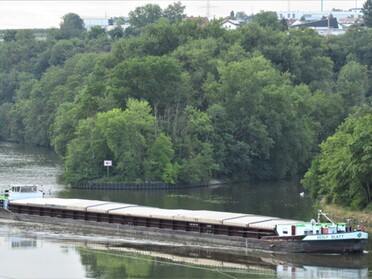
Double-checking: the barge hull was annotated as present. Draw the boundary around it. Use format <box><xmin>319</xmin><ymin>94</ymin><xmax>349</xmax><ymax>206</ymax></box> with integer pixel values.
<box><xmin>264</xmin><ymin>237</ymin><xmax>367</xmax><ymax>254</ymax></box>
<box><xmin>0</xmin><ymin>207</ymin><xmax>367</xmax><ymax>254</ymax></box>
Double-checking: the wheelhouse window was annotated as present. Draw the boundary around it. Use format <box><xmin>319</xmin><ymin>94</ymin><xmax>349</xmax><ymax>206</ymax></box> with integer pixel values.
<box><xmin>20</xmin><ymin>186</ymin><xmax>37</xmax><ymax>192</ymax></box>
<box><xmin>12</xmin><ymin>186</ymin><xmax>38</xmax><ymax>192</ymax></box>
<box><xmin>11</xmin><ymin>186</ymin><xmax>20</xmax><ymax>192</ymax></box>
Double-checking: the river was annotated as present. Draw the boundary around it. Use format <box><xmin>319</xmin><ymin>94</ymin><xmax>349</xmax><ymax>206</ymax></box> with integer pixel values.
<box><xmin>0</xmin><ymin>141</ymin><xmax>371</xmax><ymax>279</ymax></box>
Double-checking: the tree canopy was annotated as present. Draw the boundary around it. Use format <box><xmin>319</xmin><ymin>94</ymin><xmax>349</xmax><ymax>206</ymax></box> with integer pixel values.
<box><xmin>302</xmin><ymin>109</ymin><xmax>372</xmax><ymax>210</ymax></box>
<box><xmin>58</xmin><ymin>13</ymin><xmax>85</xmax><ymax>39</ymax></box>
<box><xmin>0</xmin><ymin>6</ymin><xmax>370</xmax><ymax>205</ymax></box>
<box><xmin>363</xmin><ymin>0</ymin><xmax>372</xmax><ymax>27</ymax></box>
<box><xmin>163</xmin><ymin>1</ymin><xmax>186</xmax><ymax>23</ymax></box>
<box><xmin>128</xmin><ymin>4</ymin><xmax>163</xmax><ymax>29</ymax></box>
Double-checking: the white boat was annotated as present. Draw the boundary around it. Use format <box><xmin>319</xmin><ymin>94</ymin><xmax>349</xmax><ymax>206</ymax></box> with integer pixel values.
<box><xmin>2</xmin><ymin>185</ymin><xmax>44</xmax><ymax>201</ymax></box>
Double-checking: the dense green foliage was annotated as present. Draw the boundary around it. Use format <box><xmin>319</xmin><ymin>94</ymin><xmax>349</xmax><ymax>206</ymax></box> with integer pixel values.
<box><xmin>0</xmin><ymin>6</ymin><xmax>370</xmax><ymax>205</ymax></box>
<box><xmin>302</xmin><ymin>108</ymin><xmax>372</xmax><ymax>210</ymax></box>
<box><xmin>363</xmin><ymin>0</ymin><xmax>372</xmax><ymax>27</ymax></box>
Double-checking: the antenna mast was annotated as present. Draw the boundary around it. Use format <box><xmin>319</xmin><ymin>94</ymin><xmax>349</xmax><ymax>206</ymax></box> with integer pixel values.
<box><xmin>206</xmin><ymin>0</ymin><xmax>211</xmax><ymax>18</ymax></box>
<box><xmin>199</xmin><ymin>0</ymin><xmax>216</xmax><ymax>19</ymax></box>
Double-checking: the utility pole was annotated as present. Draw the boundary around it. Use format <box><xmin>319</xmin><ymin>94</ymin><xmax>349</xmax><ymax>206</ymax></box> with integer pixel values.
<box><xmin>199</xmin><ymin>0</ymin><xmax>216</xmax><ymax>19</ymax></box>
<box><xmin>206</xmin><ymin>0</ymin><xmax>211</xmax><ymax>18</ymax></box>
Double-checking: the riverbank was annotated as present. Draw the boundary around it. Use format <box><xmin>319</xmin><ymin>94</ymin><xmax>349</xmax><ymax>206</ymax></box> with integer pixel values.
<box><xmin>319</xmin><ymin>200</ymin><xmax>372</xmax><ymax>229</ymax></box>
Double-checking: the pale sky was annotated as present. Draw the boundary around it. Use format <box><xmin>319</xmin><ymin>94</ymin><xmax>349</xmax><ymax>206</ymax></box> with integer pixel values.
<box><xmin>0</xmin><ymin>1</ymin><xmax>364</xmax><ymax>29</ymax></box>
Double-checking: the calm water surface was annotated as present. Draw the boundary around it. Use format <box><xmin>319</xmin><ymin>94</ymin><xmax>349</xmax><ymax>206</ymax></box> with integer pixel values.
<box><xmin>0</xmin><ymin>142</ymin><xmax>371</xmax><ymax>279</ymax></box>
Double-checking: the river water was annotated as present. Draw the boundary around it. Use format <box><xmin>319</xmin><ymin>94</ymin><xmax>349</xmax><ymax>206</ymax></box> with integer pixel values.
<box><xmin>0</xmin><ymin>141</ymin><xmax>371</xmax><ymax>279</ymax></box>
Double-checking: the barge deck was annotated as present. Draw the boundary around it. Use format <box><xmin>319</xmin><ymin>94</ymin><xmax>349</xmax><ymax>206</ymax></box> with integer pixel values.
<box><xmin>2</xmin><ymin>198</ymin><xmax>368</xmax><ymax>254</ymax></box>
<box><xmin>7</xmin><ymin>198</ymin><xmax>298</xmax><ymax>238</ymax></box>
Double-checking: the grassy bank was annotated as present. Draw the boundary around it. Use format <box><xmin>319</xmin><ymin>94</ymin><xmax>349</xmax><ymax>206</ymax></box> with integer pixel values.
<box><xmin>318</xmin><ymin>200</ymin><xmax>372</xmax><ymax>229</ymax></box>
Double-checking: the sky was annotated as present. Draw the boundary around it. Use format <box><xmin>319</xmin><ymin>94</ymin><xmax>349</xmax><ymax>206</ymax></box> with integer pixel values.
<box><xmin>0</xmin><ymin>0</ymin><xmax>365</xmax><ymax>29</ymax></box>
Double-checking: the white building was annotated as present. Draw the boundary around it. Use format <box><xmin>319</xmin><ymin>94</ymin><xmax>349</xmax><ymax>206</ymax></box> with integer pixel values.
<box><xmin>106</xmin><ymin>23</ymin><xmax>131</xmax><ymax>31</ymax></box>
<box><xmin>278</xmin><ymin>10</ymin><xmax>362</xmax><ymax>21</ymax></box>
<box><xmin>220</xmin><ymin>19</ymin><xmax>241</xmax><ymax>30</ymax></box>
<box><xmin>83</xmin><ymin>18</ymin><xmax>110</xmax><ymax>31</ymax></box>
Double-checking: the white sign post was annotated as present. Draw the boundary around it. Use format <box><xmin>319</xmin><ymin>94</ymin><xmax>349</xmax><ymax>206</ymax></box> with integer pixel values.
<box><xmin>104</xmin><ymin>160</ymin><xmax>112</xmax><ymax>177</ymax></box>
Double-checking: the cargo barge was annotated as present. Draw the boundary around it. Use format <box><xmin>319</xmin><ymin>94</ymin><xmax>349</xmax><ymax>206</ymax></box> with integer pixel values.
<box><xmin>0</xmin><ymin>191</ymin><xmax>368</xmax><ymax>254</ymax></box>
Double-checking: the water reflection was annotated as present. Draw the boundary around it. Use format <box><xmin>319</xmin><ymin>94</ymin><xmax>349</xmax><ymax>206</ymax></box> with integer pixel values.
<box><xmin>85</xmin><ymin>244</ymin><xmax>369</xmax><ymax>279</ymax></box>
<box><xmin>0</xmin><ymin>231</ymin><xmax>369</xmax><ymax>279</ymax></box>
<box><xmin>10</xmin><ymin>237</ymin><xmax>37</xmax><ymax>249</ymax></box>
<box><xmin>0</xmin><ymin>234</ymin><xmax>85</xmax><ymax>278</ymax></box>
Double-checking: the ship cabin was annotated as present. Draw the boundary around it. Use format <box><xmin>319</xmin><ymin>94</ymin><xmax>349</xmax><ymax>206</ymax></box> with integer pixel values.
<box><xmin>3</xmin><ymin>185</ymin><xmax>44</xmax><ymax>201</ymax></box>
<box><xmin>276</xmin><ymin>222</ymin><xmax>347</xmax><ymax>237</ymax></box>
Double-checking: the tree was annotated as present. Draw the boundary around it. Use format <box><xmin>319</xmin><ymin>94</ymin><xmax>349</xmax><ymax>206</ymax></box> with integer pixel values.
<box><xmin>219</xmin><ymin>43</ymin><xmax>249</xmax><ymax>64</ymax></box>
<box><xmin>96</xmin><ymin>100</ymin><xmax>155</xmax><ymax>181</ymax></box>
<box><xmin>88</xmin><ymin>25</ymin><xmax>106</xmax><ymax>39</ymax></box>
<box><xmin>63</xmin><ymin>117</ymin><xmax>110</xmax><ymax>183</ymax></box>
<box><xmin>48</xmin><ymin>40</ymin><xmax>74</xmax><ymax>66</ymax></box>
<box><xmin>0</xmin><ymin>33</ymin><xmax>47</xmax><ymax>75</ymax></box>
<box><xmin>108</xmin><ymin>55</ymin><xmax>189</xmax><ymax>112</ymax></box>
<box><xmin>278</xmin><ymin>18</ymin><xmax>288</xmax><ymax>31</ymax></box>
<box><xmin>349</xmin><ymin>113</ymin><xmax>372</xmax><ymax>207</ymax></box>
<box><xmin>237</xmin><ymin>22</ymin><xmax>333</xmax><ymax>87</ymax></box>
<box><xmin>128</xmin><ymin>4</ymin><xmax>163</xmax><ymax>28</ymax></box>
<box><xmin>15</xmin><ymin>30</ymin><xmax>34</xmax><ymax>41</ymax></box>
<box><xmin>310</xmin><ymin>90</ymin><xmax>345</xmax><ymax>143</ymax></box>
<box><xmin>286</xmin><ymin>28</ymin><xmax>333</xmax><ymax>86</ymax></box>
<box><xmin>59</xmin><ymin>13</ymin><xmax>85</xmax><ymax>39</ymax></box>
<box><xmin>302</xmin><ymin>109</ymin><xmax>372</xmax><ymax>209</ymax></box>
<box><xmin>171</xmin><ymin>37</ymin><xmax>226</xmax><ymax>104</ymax></box>
<box><xmin>253</xmin><ymin>11</ymin><xmax>281</xmax><ymax>30</ymax></box>
<box><xmin>235</xmin><ymin>11</ymin><xmax>249</xmax><ymax>22</ymax></box>
<box><xmin>51</xmin><ymin>102</ymin><xmax>80</xmax><ymax>157</ymax></box>
<box><xmin>362</xmin><ymin>0</ymin><xmax>372</xmax><ymax>27</ymax></box>
<box><xmin>336</xmin><ymin>60</ymin><xmax>368</xmax><ymax>110</ymax></box>
<box><xmin>0</xmin><ymin>102</ymin><xmax>12</xmax><ymax>139</ymax></box>
<box><xmin>175</xmin><ymin>106</ymin><xmax>218</xmax><ymax>183</ymax></box>
<box><xmin>326</xmin><ymin>27</ymin><xmax>372</xmax><ymax>72</ymax></box>
<box><xmin>142</xmin><ymin>18</ymin><xmax>182</xmax><ymax>55</ymax></box>
<box><xmin>108</xmin><ymin>26</ymin><xmax>124</xmax><ymax>40</ymax></box>
<box><xmin>11</xmin><ymin>52</ymin><xmax>98</xmax><ymax>147</ymax></box>
<box><xmin>17</xmin><ymin>66</ymin><xmax>70</xmax><ymax>146</ymax></box>
<box><xmin>207</xmin><ymin>56</ymin><xmax>317</xmax><ymax>179</ymax></box>
<box><xmin>0</xmin><ymin>70</ymin><xmax>33</xmax><ymax>104</ymax></box>
<box><xmin>163</xmin><ymin>1</ymin><xmax>186</xmax><ymax>23</ymax></box>
<box><xmin>63</xmin><ymin>99</ymin><xmax>157</xmax><ymax>183</ymax></box>
<box><xmin>146</xmin><ymin>133</ymin><xmax>177</xmax><ymax>183</ymax></box>
<box><xmin>3</xmin><ymin>30</ymin><xmax>17</xmax><ymax>42</ymax></box>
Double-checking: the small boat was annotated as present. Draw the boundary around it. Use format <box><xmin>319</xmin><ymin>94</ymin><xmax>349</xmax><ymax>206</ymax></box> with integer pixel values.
<box><xmin>0</xmin><ymin>196</ymin><xmax>368</xmax><ymax>254</ymax></box>
<box><xmin>0</xmin><ymin>185</ymin><xmax>44</xmax><ymax>208</ymax></box>
<box><xmin>1</xmin><ymin>185</ymin><xmax>44</xmax><ymax>201</ymax></box>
